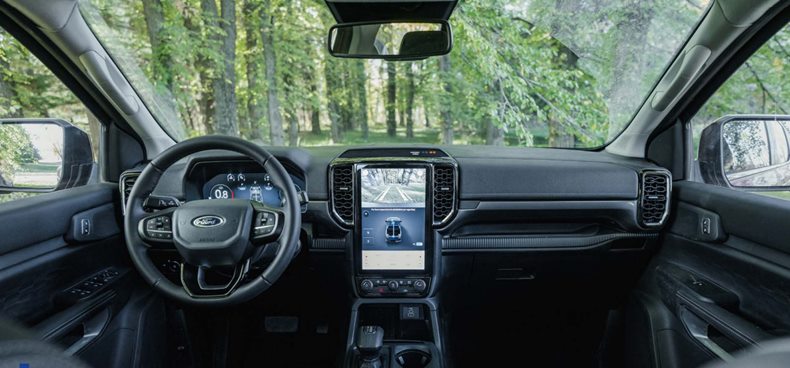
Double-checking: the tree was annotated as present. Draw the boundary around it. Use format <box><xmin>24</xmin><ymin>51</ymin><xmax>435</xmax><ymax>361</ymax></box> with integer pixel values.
<box><xmin>439</xmin><ymin>55</ymin><xmax>453</xmax><ymax>144</ymax></box>
<box><xmin>405</xmin><ymin>63</ymin><xmax>416</xmax><ymax>139</ymax></box>
<box><xmin>326</xmin><ymin>58</ymin><xmax>343</xmax><ymax>143</ymax></box>
<box><xmin>200</xmin><ymin>0</ymin><xmax>239</xmax><ymax>136</ymax></box>
<box><xmin>386</xmin><ymin>61</ymin><xmax>397</xmax><ymax>137</ymax></box>
<box><xmin>62</xmin><ymin>0</ymin><xmax>725</xmax><ymax>150</ymax></box>
<box><xmin>242</xmin><ymin>0</ymin><xmax>265</xmax><ymax>141</ymax></box>
<box><xmin>261</xmin><ymin>0</ymin><xmax>285</xmax><ymax>145</ymax></box>
<box><xmin>308</xmin><ymin>69</ymin><xmax>321</xmax><ymax>135</ymax></box>
<box><xmin>354</xmin><ymin>60</ymin><xmax>369</xmax><ymax>140</ymax></box>
<box><xmin>141</xmin><ymin>0</ymin><xmax>173</xmax><ymax>90</ymax></box>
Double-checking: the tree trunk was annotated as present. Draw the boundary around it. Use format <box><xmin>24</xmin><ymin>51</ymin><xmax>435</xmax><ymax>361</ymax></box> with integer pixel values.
<box><xmin>486</xmin><ymin>120</ymin><xmax>505</xmax><ymax>145</ymax></box>
<box><xmin>405</xmin><ymin>64</ymin><xmax>415</xmax><ymax>138</ymax></box>
<box><xmin>386</xmin><ymin>61</ymin><xmax>397</xmax><ymax>137</ymax></box>
<box><xmin>310</xmin><ymin>106</ymin><xmax>321</xmax><ymax>134</ymax></box>
<box><xmin>200</xmin><ymin>0</ymin><xmax>238</xmax><ymax>136</ymax></box>
<box><xmin>0</xmin><ymin>55</ymin><xmax>21</xmax><ymax>118</ymax></box>
<box><xmin>355</xmin><ymin>60</ymin><xmax>369</xmax><ymax>140</ymax></box>
<box><xmin>184</xmin><ymin>5</ymin><xmax>213</xmax><ymax>134</ymax></box>
<box><xmin>326</xmin><ymin>60</ymin><xmax>343</xmax><ymax>143</ymax></box>
<box><xmin>261</xmin><ymin>0</ymin><xmax>284</xmax><ymax>145</ymax></box>
<box><xmin>288</xmin><ymin>110</ymin><xmax>299</xmax><ymax>146</ymax></box>
<box><xmin>425</xmin><ymin>108</ymin><xmax>431</xmax><ymax>128</ymax></box>
<box><xmin>141</xmin><ymin>0</ymin><xmax>173</xmax><ymax>90</ymax></box>
<box><xmin>439</xmin><ymin>55</ymin><xmax>453</xmax><ymax>144</ymax></box>
<box><xmin>309</xmin><ymin>73</ymin><xmax>321</xmax><ymax>134</ymax></box>
<box><xmin>487</xmin><ymin>79</ymin><xmax>505</xmax><ymax>146</ymax></box>
<box><xmin>217</xmin><ymin>0</ymin><xmax>239</xmax><ymax>135</ymax></box>
<box><xmin>243</xmin><ymin>0</ymin><xmax>264</xmax><ymax>141</ymax></box>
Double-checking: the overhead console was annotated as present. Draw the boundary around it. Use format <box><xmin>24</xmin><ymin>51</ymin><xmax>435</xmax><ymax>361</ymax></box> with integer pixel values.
<box><xmin>329</xmin><ymin>148</ymin><xmax>457</xmax><ymax>298</ymax></box>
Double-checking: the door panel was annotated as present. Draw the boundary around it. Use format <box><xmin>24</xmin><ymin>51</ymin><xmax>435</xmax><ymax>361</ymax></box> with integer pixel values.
<box><xmin>626</xmin><ymin>181</ymin><xmax>790</xmax><ymax>367</ymax></box>
<box><xmin>0</xmin><ymin>183</ymin><xmax>164</xmax><ymax>367</ymax></box>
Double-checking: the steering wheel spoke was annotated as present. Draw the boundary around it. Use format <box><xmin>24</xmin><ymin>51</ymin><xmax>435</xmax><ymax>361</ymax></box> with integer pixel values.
<box><xmin>180</xmin><ymin>259</ymin><xmax>250</xmax><ymax>298</ymax></box>
<box><xmin>250</xmin><ymin>201</ymin><xmax>285</xmax><ymax>245</ymax></box>
<box><xmin>138</xmin><ymin>207</ymin><xmax>177</xmax><ymax>245</ymax></box>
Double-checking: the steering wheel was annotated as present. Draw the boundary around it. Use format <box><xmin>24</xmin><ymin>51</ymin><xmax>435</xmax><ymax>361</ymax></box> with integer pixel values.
<box><xmin>123</xmin><ymin>136</ymin><xmax>301</xmax><ymax>306</ymax></box>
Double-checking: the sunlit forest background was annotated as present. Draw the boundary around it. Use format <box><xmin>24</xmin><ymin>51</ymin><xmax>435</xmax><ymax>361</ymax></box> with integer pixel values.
<box><xmin>0</xmin><ymin>0</ymin><xmax>787</xmax><ymax>154</ymax></box>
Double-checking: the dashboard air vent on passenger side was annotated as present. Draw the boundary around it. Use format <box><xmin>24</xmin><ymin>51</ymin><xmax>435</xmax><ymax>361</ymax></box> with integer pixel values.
<box><xmin>331</xmin><ymin>165</ymin><xmax>354</xmax><ymax>225</ymax></box>
<box><xmin>120</xmin><ymin>171</ymin><xmax>140</xmax><ymax>214</ymax></box>
<box><xmin>639</xmin><ymin>171</ymin><xmax>671</xmax><ymax>227</ymax></box>
<box><xmin>433</xmin><ymin>164</ymin><xmax>457</xmax><ymax>225</ymax></box>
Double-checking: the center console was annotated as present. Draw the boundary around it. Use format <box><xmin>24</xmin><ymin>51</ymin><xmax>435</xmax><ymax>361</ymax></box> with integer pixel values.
<box><xmin>330</xmin><ymin>149</ymin><xmax>457</xmax><ymax>299</ymax></box>
<box><xmin>346</xmin><ymin>299</ymin><xmax>444</xmax><ymax>368</ymax></box>
<box><xmin>355</xmin><ymin>163</ymin><xmax>433</xmax><ymax>297</ymax></box>
<box><xmin>329</xmin><ymin>149</ymin><xmax>457</xmax><ymax>368</ymax></box>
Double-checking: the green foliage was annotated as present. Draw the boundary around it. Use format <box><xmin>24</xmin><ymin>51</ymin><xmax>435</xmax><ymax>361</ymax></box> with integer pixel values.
<box><xmin>692</xmin><ymin>25</ymin><xmax>790</xmax><ymax>157</ymax></box>
<box><xmin>0</xmin><ymin>125</ymin><xmax>36</xmax><ymax>185</ymax></box>
<box><xmin>3</xmin><ymin>0</ymin><xmax>739</xmax><ymax>150</ymax></box>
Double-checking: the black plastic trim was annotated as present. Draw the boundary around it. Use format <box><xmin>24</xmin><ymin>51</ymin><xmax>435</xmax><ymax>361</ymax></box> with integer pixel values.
<box><xmin>442</xmin><ymin>232</ymin><xmax>657</xmax><ymax>251</ymax></box>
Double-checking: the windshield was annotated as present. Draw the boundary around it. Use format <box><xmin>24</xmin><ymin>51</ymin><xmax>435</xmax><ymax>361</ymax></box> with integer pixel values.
<box><xmin>79</xmin><ymin>0</ymin><xmax>709</xmax><ymax>149</ymax></box>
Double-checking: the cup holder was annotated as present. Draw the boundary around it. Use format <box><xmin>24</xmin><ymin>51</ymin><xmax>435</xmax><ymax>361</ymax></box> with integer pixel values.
<box><xmin>395</xmin><ymin>349</ymin><xmax>432</xmax><ymax>368</ymax></box>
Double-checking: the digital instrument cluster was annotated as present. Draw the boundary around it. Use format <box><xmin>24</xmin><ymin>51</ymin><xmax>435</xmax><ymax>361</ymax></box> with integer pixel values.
<box><xmin>201</xmin><ymin>171</ymin><xmax>304</xmax><ymax>208</ymax></box>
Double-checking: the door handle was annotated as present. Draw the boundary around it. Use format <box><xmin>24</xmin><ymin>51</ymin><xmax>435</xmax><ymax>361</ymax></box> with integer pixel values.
<box><xmin>679</xmin><ymin>306</ymin><xmax>733</xmax><ymax>361</ymax></box>
<box><xmin>37</xmin><ymin>290</ymin><xmax>115</xmax><ymax>344</ymax></box>
<box><xmin>63</xmin><ymin>308</ymin><xmax>111</xmax><ymax>355</ymax></box>
<box><xmin>677</xmin><ymin>289</ymin><xmax>770</xmax><ymax>360</ymax></box>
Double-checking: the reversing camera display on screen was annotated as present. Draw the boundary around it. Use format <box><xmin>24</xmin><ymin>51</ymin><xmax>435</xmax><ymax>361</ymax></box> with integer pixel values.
<box><xmin>360</xmin><ymin>168</ymin><xmax>426</xmax><ymax>207</ymax></box>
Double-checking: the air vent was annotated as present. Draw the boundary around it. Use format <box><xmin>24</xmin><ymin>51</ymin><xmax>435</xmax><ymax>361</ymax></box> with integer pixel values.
<box><xmin>120</xmin><ymin>171</ymin><xmax>140</xmax><ymax>214</ymax></box>
<box><xmin>640</xmin><ymin>171</ymin><xmax>671</xmax><ymax>227</ymax></box>
<box><xmin>331</xmin><ymin>165</ymin><xmax>354</xmax><ymax>225</ymax></box>
<box><xmin>433</xmin><ymin>164</ymin><xmax>456</xmax><ymax>225</ymax></box>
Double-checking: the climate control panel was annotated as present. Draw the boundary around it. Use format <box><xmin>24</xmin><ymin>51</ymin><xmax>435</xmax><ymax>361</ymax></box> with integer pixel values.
<box><xmin>357</xmin><ymin>277</ymin><xmax>429</xmax><ymax>297</ymax></box>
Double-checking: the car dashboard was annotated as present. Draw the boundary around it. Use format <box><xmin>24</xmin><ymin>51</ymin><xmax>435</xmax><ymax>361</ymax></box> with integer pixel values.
<box><xmin>121</xmin><ymin>145</ymin><xmax>671</xmax><ymax>302</ymax></box>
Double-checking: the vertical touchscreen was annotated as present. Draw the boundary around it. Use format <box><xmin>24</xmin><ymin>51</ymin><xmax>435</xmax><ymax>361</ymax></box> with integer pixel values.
<box><xmin>360</xmin><ymin>168</ymin><xmax>426</xmax><ymax>271</ymax></box>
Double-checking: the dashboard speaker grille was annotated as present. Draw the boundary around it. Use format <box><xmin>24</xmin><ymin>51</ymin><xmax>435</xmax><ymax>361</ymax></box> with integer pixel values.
<box><xmin>433</xmin><ymin>165</ymin><xmax>456</xmax><ymax>225</ymax></box>
<box><xmin>640</xmin><ymin>171</ymin><xmax>670</xmax><ymax>227</ymax></box>
<box><xmin>331</xmin><ymin>165</ymin><xmax>354</xmax><ymax>225</ymax></box>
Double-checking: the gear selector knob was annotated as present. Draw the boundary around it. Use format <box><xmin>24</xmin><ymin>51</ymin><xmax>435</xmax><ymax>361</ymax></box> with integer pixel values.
<box><xmin>356</xmin><ymin>325</ymin><xmax>384</xmax><ymax>368</ymax></box>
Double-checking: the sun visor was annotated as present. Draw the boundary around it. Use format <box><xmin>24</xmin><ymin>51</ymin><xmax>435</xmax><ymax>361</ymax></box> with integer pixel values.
<box><xmin>324</xmin><ymin>0</ymin><xmax>458</xmax><ymax>23</ymax></box>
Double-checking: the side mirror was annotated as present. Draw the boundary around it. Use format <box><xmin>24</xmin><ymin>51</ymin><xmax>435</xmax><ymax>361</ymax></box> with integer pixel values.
<box><xmin>328</xmin><ymin>21</ymin><xmax>452</xmax><ymax>60</ymax></box>
<box><xmin>0</xmin><ymin>119</ymin><xmax>93</xmax><ymax>193</ymax></box>
<box><xmin>699</xmin><ymin>115</ymin><xmax>790</xmax><ymax>189</ymax></box>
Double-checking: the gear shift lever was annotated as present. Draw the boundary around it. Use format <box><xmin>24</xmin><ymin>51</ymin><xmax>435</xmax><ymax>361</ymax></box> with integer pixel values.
<box><xmin>356</xmin><ymin>325</ymin><xmax>384</xmax><ymax>368</ymax></box>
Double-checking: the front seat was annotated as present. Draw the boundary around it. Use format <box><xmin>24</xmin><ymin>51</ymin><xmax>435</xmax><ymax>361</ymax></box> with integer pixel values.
<box><xmin>0</xmin><ymin>318</ymin><xmax>89</xmax><ymax>368</ymax></box>
<box><xmin>702</xmin><ymin>338</ymin><xmax>790</xmax><ymax>368</ymax></box>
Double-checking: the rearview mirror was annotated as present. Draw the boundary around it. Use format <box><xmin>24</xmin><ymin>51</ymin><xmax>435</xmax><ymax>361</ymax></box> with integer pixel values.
<box><xmin>0</xmin><ymin>119</ymin><xmax>94</xmax><ymax>193</ymax></box>
<box><xmin>699</xmin><ymin>115</ymin><xmax>790</xmax><ymax>189</ymax></box>
<box><xmin>328</xmin><ymin>21</ymin><xmax>452</xmax><ymax>60</ymax></box>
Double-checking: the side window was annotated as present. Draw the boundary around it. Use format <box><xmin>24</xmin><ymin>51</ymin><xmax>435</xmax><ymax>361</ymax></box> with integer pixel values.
<box><xmin>691</xmin><ymin>24</ymin><xmax>789</xmax><ymax>199</ymax></box>
<box><xmin>0</xmin><ymin>27</ymin><xmax>99</xmax><ymax>204</ymax></box>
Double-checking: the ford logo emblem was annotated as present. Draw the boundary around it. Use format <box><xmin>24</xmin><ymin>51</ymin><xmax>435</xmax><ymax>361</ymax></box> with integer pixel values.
<box><xmin>192</xmin><ymin>215</ymin><xmax>225</xmax><ymax>228</ymax></box>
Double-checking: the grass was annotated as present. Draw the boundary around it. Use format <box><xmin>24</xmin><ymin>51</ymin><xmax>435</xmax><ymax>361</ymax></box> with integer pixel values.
<box><xmin>18</xmin><ymin>162</ymin><xmax>60</xmax><ymax>173</ymax></box>
<box><xmin>299</xmin><ymin>127</ymin><xmax>444</xmax><ymax>147</ymax></box>
<box><xmin>758</xmin><ymin>191</ymin><xmax>790</xmax><ymax>200</ymax></box>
